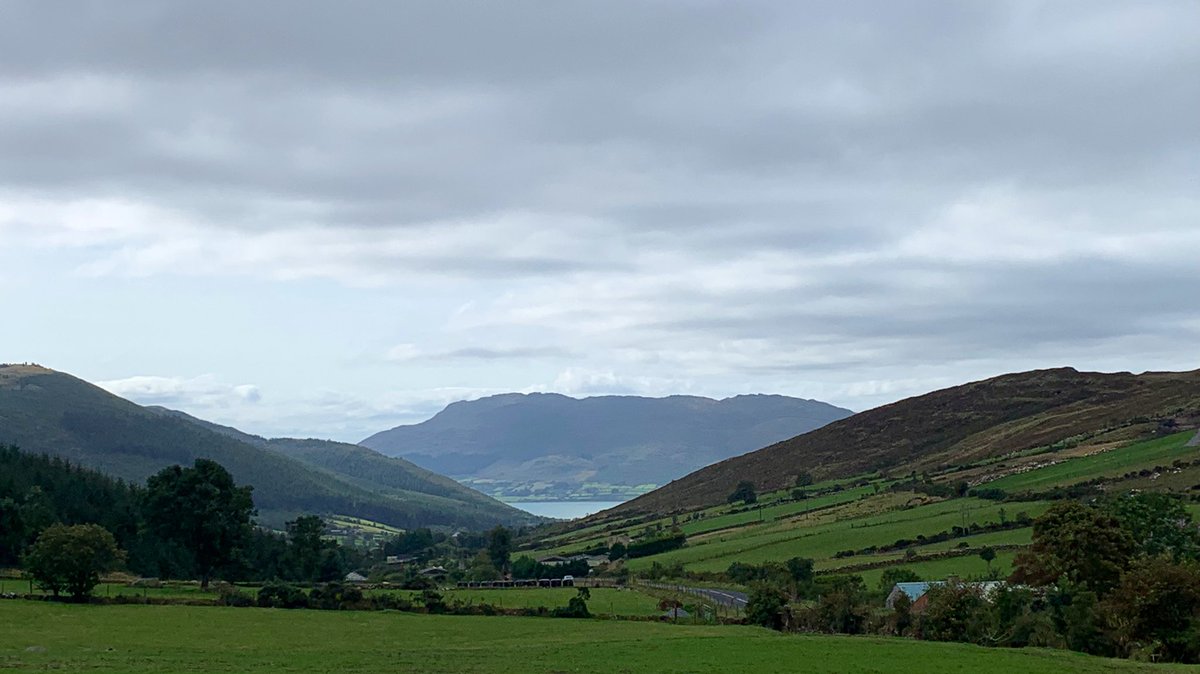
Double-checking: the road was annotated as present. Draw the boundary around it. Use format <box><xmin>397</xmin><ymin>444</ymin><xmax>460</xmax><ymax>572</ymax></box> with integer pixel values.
<box><xmin>638</xmin><ymin>582</ymin><xmax>748</xmax><ymax>609</ymax></box>
<box><xmin>1189</xmin><ymin>430</ymin><xmax>1200</xmax><ymax>447</ymax></box>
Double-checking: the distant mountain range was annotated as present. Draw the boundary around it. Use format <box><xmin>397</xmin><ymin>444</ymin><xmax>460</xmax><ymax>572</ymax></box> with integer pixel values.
<box><xmin>609</xmin><ymin>367</ymin><xmax>1200</xmax><ymax>516</ymax></box>
<box><xmin>360</xmin><ymin>392</ymin><xmax>853</xmax><ymax>500</ymax></box>
<box><xmin>0</xmin><ymin>364</ymin><xmax>534</xmax><ymax>530</ymax></box>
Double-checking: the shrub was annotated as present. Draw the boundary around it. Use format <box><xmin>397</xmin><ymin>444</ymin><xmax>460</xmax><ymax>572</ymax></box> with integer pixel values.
<box><xmin>257</xmin><ymin>581</ymin><xmax>309</xmax><ymax>609</ymax></box>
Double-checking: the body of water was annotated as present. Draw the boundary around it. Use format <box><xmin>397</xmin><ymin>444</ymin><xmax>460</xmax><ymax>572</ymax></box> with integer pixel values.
<box><xmin>510</xmin><ymin>501</ymin><xmax>624</xmax><ymax>520</ymax></box>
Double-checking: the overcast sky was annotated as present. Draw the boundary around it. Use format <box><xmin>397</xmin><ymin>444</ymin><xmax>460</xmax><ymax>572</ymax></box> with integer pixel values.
<box><xmin>2</xmin><ymin>1</ymin><xmax>1198</xmax><ymax>442</ymax></box>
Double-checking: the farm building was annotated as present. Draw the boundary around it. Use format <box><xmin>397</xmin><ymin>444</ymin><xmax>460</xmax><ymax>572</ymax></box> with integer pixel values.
<box><xmin>887</xmin><ymin>580</ymin><xmax>1007</xmax><ymax>612</ymax></box>
<box><xmin>344</xmin><ymin>571</ymin><xmax>368</xmax><ymax>583</ymax></box>
<box><xmin>419</xmin><ymin>566</ymin><xmax>448</xmax><ymax>579</ymax></box>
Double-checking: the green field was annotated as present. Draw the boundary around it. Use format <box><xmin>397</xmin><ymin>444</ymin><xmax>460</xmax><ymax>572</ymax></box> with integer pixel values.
<box><xmin>980</xmin><ymin>432</ymin><xmax>1196</xmax><ymax>493</ymax></box>
<box><xmin>1</xmin><ymin>601</ymin><xmax>1190</xmax><ymax>673</ymax></box>
<box><xmin>856</xmin><ymin>551</ymin><xmax>1019</xmax><ymax>588</ymax></box>
<box><xmin>532</xmin><ymin>482</ymin><xmax>881</xmax><ymax>556</ymax></box>
<box><xmin>1</xmin><ymin>580</ymin><xmax>236</xmax><ymax>602</ymax></box>
<box><xmin>438</xmin><ymin>588</ymin><xmax>662</xmax><ymax>616</ymax></box>
<box><xmin>625</xmin><ymin>496</ymin><xmax>1048</xmax><ymax>574</ymax></box>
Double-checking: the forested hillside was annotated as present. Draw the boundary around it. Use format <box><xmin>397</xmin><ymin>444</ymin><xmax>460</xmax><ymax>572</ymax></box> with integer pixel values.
<box><xmin>0</xmin><ymin>365</ymin><xmax>532</xmax><ymax>530</ymax></box>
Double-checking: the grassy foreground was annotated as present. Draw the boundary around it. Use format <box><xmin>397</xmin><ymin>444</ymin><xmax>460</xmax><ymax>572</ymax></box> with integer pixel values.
<box><xmin>1</xmin><ymin>601</ymin><xmax>1194</xmax><ymax>673</ymax></box>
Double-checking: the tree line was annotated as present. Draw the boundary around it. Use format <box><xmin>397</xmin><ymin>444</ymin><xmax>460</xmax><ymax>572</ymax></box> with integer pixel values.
<box><xmin>0</xmin><ymin>446</ymin><xmax>365</xmax><ymax>599</ymax></box>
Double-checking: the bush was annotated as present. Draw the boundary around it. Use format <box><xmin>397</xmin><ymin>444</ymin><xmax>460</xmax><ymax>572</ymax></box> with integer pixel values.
<box><xmin>552</xmin><ymin>588</ymin><xmax>591</xmax><ymax>618</ymax></box>
<box><xmin>309</xmin><ymin>581</ymin><xmax>364</xmax><ymax>610</ymax></box>
<box><xmin>257</xmin><ymin>581</ymin><xmax>309</xmax><ymax>609</ymax></box>
<box><xmin>218</xmin><ymin>584</ymin><xmax>254</xmax><ymax>607</ymax></box>
<box><xmin>626</xmin><ymin>533</ymin><xmax>686</xmax><ymax>559</ymax></box>
<box><xmin>745</xmin><ymin>583</ymin><xmax>789</xmax><ymax>630</ymax></box>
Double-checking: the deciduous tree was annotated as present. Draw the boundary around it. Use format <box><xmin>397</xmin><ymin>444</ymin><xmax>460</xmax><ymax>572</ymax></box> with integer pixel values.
<box><xmin>143</xmin><ymin>459</ymin><xmax>254</xmax><ymax>589</ymax></box>
<box><xmin>24</xmin><ymin>523</ymin><xmax>124</xmax><ymax>601</ymax></box>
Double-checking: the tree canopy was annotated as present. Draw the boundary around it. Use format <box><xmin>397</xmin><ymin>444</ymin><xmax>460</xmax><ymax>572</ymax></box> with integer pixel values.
<box><xmin>24</xmin><ymin>523</ymin><xmax>124</xmax><ymax>600</ymax></box>
<box><xmin>143</xmin><ymin>459</ymin><xmax>255</xmax><ymax>588</ymax></box>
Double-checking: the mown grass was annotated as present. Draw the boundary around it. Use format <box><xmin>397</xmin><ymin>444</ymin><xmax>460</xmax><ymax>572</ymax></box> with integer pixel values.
<box><xmin>981</xmin><ymin>431</ymin><xmax>1196</xmax><ymax>493</ymax></box>
<box><xmin>1</xmin><ymin>601</ymin><xmax>1191</xmax><ymax>673</ymax></box>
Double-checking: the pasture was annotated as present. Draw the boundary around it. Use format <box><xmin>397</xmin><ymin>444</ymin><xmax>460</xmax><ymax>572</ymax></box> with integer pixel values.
<box><xmin>1</xmin><ymin>601</ymin><xmax>1191</xmax><ymax>673</ymax></box>
<box><xmin>980</xmin><ymin>431</ymin><xmax>1196</xmax><ymax>493</ymax></box>
<box><xmin>436</xmin><ymin>587</ymin><xmax>662</xmax><ymax>616</ymax></box>
<box><xmin>624</xmin><ymin>495</ymin><xmax>1049</xmax><ymax>574</ymax></box>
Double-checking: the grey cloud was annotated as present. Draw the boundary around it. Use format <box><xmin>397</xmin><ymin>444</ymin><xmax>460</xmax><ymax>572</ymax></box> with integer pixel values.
<box><xmin>2</xmin><ymin>1</ymin><xmax>1199</xmax><ymax>434</ymax></box>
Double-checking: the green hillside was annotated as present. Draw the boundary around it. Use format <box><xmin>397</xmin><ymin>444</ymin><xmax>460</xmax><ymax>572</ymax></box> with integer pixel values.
<box><xmin>534</xmin><ymin>431</ymin><xmax>1199</xmax><ymax>592</ymax></box>
<box><xmin>610</xmin><ymin>367</ymin><xmax>1200</xmax><ymax>516</ymax></box>
<box><xmin>0</xmin><ymin>364</ymin><xmax>532</xmax><ymax>530</ymax></box>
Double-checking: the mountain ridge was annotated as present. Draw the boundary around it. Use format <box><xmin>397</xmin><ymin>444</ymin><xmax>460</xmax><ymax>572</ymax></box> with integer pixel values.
<box><xmin>361</xmin><ymin>391</ymin><xmax>853</xmax><ymax>500</ymax></box>
<box><xmin>603</xmin><ymin>366</ymin><xmax>1200</xmax><ymax>516</ymax></box>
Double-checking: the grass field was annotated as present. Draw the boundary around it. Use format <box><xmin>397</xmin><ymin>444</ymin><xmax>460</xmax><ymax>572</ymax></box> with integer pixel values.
<box><xmin>980</xmin><ymin>432</ymin><xmax>1196</xmax><ymax>493</ymax></box>
<box><xmin>625</xmin><ymin>496</ymin><xmax>1048</xmax><ymax>573</ymax></box>
<box><xmin>1</xmin><ymin>601</ymin><xmax>1191</xmax><ymax>673</ymax></box>
<box><xmin>1</xmin><ymin>580</ymin><xmax>233</xmax><ymax>601</ymax></box>
<box><xmin>437</xmin><ymin>588</ymin><xmax>662</xmax><ymax>616</ymax></box>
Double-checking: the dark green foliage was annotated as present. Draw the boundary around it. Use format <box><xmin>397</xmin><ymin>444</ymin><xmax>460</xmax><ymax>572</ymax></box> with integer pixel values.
<box><xmin>286</xmin><ymin>516</ymin><xmax>325</xmax><ymax>581</ymax></box>
<box><xmin>1046</xmin><ymin>585</ymin><xmax>1114</xmax><ymax>656</ymax></box>
<box><xmin>980</xmin><ymin>547</ymin><xmax>997</xmax><ymax>577</ymax></box>
<box><xmin>0</xmin><ymin>446</ymin><xmax>142</xmax><ymax>565</ymax></box>
<box><xmin>626</xmin><ymin>532</ymin><xmax>686</xmax><ymax>559</ymax></box>
<box><xmin>1103</xmin><ymin>557</ymin><xmax>1200</xmax><ymax>662</ymax></box>
<box><xmin>23</xmin><ymin>523</ymin><xmax>124</xmax><ymax>600</ymax></box>
<box><xmin>308</xmin><ymin>582</ymin><xmax>365</xmax><ymax>611</ymax></box>
<box><xmin>552</xmin><ymin>588</ymin><xmax>591</xmax><ymax>618</ymax></box>
<box><xmin>509</xmin><ymin>555</ymin><xmax>588</xmax><ymax>580</ymax></box>
<box><xmin>1010</xmin><ymin>501</ymin><xmax>1135</xmax><ymax>595</ymax></box>
<box><xmin>420</xmin><ymin>589</ymin><xmax>446</xmax><ymax>614</ymax></box>
<box><xmin>608</xmin><ymin>542</ymin><xmax>627</xmax><ymax>561</ymax></box>
<box><xmin>889</xmin><ymin>592</ymin><xmax>914</xmax><ymax>636</ymax></box>
<box><xmin>812</xmin><ymin>575</ymin><xmax>868</xmax><ymax>635</ymax></box>
<box><xmin>218</xmin><ymin>585</ymin><xmax>254</xmax><ymax>607</ymax></box>
<box><xmin>727</xmin><ymin>481</ymin><xmax>757</xmax><ymax>505</ymax></box>
<box><xmin>2</xmin><ymin>446</ymin><xmax>364</xmax><ymax>587</ymax></box>
<box><xmin>1105</xmin><ymin>492</ymin><xmax>1200</xmax><ymax>560</ymax></box>
<box><xmin>918</xmin><ymin>584</ymin><xmax>991</xmax><ymax>644</ymax></box>
<box><xmin>785</xmin><ymin>557</ymin><xmax>814</xmax><ymax>585</ymax></box>
<box><xmin>745</xmin><ymin>583</ymin><xmax>788</xmax><ymax>630</ymax></box>
<box><xmin>878</xmin><ymin>568</ymin><xmax>922</xmax><ymax>592</ymax></box>
<box><xmin>969</xmin><ymin>487</ymin><xmax>1008</xmax><ymax>501</ymax></box>
<box><xmin>384</xmin><ymin>528</ymin><xmax>440</xmax><ymax>557</ymax></box>
<box><xmin>256</xmin><ymin>581</ymin><xmax>309</xmax><ymax>609</ymax></box>
<box><xmin>487</xmin><ymin>525</ymin><xmax>512</xmax><ymax>573</ymax></box>
<box><xmin>143</xmin><ymin>459</ymin><xmax>255</xmax><ymax>589</ymax></box>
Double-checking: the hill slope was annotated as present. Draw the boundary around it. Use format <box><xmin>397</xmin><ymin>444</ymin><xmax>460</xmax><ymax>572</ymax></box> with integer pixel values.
<box><xmin>611</xmin><ymin>367</ymin><xmax>1200</xmax><ymax>515</ymax></box>
<box><xmin>0</xmin><ymin>364</ymin><xmax>532</xmax><ymax>530</ymax></box>
<box><xmin>361</xmin><ymin>392</ymin><xmax>853</xmax><ymax>499</ymax></box>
